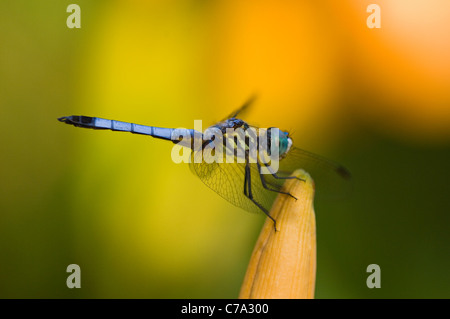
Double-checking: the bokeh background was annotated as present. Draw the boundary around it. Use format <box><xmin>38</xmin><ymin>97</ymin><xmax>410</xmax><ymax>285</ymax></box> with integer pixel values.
<box><xmin>1</xmin><ymin>0</ymin><xmax>450</xmax><ymax>298</ymax></box>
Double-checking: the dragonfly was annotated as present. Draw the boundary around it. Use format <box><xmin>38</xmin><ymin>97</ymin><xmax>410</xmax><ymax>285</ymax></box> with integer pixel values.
<box><xmin>58</xmin><ymin>97</ymin><xmax>351</xmax><ymax>230</ymax></box>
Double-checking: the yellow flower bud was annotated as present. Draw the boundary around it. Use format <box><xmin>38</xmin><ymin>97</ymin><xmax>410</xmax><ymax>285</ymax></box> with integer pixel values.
<box><xmin>239</xmin><ymin>169</ymin><xmax>316</xmax><ymax>299</ymax></box>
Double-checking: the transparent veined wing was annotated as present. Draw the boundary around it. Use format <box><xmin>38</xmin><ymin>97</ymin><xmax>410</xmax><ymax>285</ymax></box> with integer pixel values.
<box><xmin>220</xmin><ymin>95</ymin><xmax>257</xmax><ymax>122</ymax></box>
<box><xmin>189</xmin><ymin>147</ymin><xmax>280</xmax><ymax>215</ymax></box>
<box><xmin>272</xmin><ymin>147</ymin><xmax>352</xmax><ymax>200</ymax></box>
<box><xmin>189</xmin><ymin>132</ymin><xmax>351</xmax><ymax>216</ymax></box>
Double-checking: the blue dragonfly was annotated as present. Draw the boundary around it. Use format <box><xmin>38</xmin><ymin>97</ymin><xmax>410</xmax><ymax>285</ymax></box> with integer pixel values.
<box><xmin>58</xmin><ymin>98</ymin><xmax>351</xmax><ymax>230</ymax></box>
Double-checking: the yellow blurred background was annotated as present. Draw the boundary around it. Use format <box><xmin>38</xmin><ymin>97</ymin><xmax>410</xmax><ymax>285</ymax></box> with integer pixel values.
<box><xmin>1</xmin><ymin>0</ymin><xmax>450</xmax><ymax>298</ymax></box>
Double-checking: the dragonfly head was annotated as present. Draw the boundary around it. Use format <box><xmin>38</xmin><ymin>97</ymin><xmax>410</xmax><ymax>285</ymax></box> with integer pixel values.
<box><xmin>266</xmin><ymin>128</ymin><xmax>293</xmax><ymax>159</ymax></box>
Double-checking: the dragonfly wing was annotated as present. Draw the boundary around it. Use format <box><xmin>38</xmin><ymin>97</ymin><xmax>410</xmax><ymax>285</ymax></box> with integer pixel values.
<box><xmin>189</xmin><ymin>149</ymin><xmax>278</xmax><ymax>215</ymax></box>
<box><xmin>220</xmin><ymin>95</ymin><xmax>257</xmax><ymax>122</ymax></box>
<box><xmin>267</xmin><ymin>147</ymin><xmax>352</xmax><ymax>200</ymax></box>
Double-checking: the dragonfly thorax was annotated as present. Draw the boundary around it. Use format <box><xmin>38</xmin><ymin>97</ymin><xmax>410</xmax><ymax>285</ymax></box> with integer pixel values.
<box><xmin>205</xmin><ymin>123</ymin><xmax>293</xmax><ymax>162</ymax></box>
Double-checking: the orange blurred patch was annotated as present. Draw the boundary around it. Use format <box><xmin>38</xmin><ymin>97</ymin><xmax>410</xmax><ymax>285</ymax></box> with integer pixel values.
<box><xmin>207</xmin><ymin>0</ymin><xmax>345</xmax><ymax>147</ymax></box>
<box><xmin>333</xmin><ymin>1</ymin><xmax>450</xmax><ymax>142</ymax></box>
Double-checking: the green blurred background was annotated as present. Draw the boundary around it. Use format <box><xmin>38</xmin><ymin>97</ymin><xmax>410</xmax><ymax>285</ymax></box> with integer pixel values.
<box><xmin>1</xmin><ymin>0</ymin><xmax>449</xmax><ymax>298</ymax></box>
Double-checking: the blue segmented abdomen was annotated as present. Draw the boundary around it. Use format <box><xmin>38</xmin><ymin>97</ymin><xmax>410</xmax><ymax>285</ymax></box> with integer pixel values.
<box><xmin>58</xmin><ymin>115</ymin><xmax>194</xmax><ymax>143</ymax></box>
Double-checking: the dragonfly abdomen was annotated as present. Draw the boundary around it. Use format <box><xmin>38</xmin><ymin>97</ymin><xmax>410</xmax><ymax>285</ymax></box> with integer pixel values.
<box><xmin>58</xmin><ymin>115</ymin><xmax>181</xmax><ymax>142</ymax></box>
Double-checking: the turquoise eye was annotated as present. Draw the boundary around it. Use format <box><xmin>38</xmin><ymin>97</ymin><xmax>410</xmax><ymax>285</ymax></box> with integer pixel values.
<box><xmin>265</xmin><ymin>128</ymin><xmax>292</xmax><ymax>157</ymax></box>
<box><xmin>278</xmin><ymin>131</ymin><xmax>290</xmax><ymax>156</ymax></box>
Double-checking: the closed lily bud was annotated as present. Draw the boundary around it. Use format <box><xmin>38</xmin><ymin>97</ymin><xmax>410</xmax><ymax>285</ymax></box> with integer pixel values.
<box><xmin>239</xmin><ymin>169</ymin><xmax>316</xmax><ymax>299</ymax></box>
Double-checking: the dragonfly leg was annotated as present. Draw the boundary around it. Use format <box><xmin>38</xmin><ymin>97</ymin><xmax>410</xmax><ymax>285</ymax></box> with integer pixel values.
<box><xmin>244</xmin><ymin>163</ymin><xmax>278</xmax><ymax>232</ymax></box>
<box><xmin>273</xmin><ymin>174</ymin><xmax>303</xmax><ymax>181</ymax></box>
<box><xmin>243</xmin><ymin>163</ymin><xmax>248</xmax><ymax>197</ymax></box>
<box><xmin>262</xmin><ymin>162</ymin><xmax>305</xmax><ymax>182</ymax></box>
<box><xmin>256</xmin><ymin>162</ymin><xmax>298</xmax><ymax>200</ymax></box>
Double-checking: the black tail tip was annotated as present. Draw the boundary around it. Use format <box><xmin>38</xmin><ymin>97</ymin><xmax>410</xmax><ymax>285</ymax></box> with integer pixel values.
<box><xmin>58</xmin><ymin>116</ymin><xmax>79</xmax><ymax>125</ymax></box>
